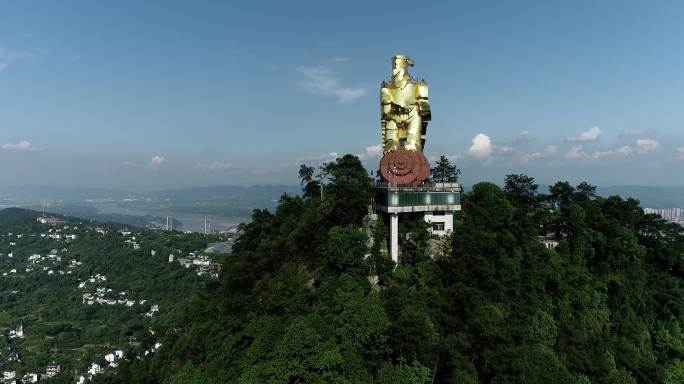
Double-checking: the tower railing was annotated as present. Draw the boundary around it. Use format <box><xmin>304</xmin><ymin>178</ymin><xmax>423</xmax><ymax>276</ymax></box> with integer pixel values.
<box><xmin>373</xmin><ymin>181</ymin><xmax>462</xmax><ymax>192</ymax></box>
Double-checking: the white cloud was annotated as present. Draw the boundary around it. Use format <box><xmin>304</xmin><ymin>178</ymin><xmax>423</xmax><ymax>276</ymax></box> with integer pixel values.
<box><xmin>521</xmin><ymin>145</ymin><xmax>559</xmax><ymax>163</ymax></box>
<box><xmin>566</xmin><ymin>144</ymin><xmax>633</xmax><ymax>160</ymax></box>
<box><xmin>148</xmin><ymin>155</ymin><xmax>165</xmax><ymax>170</ymax></box>
<box><xmin>296</xmin><ymin>66</ymin><xmax>366</xmax><ymax>104</ymax></box>
<box><xmin>566</xmin><ymin>145</ymin><xmax>585</xmax><ymax>159</ymax></box>
<box><xmin>678</xmin><ymin>147</ymin><xmax>684</xmax><ymax>159</ymax></box>
<box><xmin>515</xmin><ymin>130</ymin><xmax>532</xmax><ymax>143</ymax></box>
<box><xmin>357</xmin><ymin>144</ymin><xmax>383</xmax><ymax>160</ymax></box>
<box><xmin>298</xmin><ymin>151</ymin><xmax>339</xmax><ymax>165</ymax></box>
<box><xmin>0</xmin><ymin>47</ymin><xmax>49</xmax><ymax>71</ymax></box>
<box><xmin>636</xmin><ymin>139</ymin><xmax>659</xmax><ymax>154</ymax></box>
<box><xmin>619</xmin><ymin>129</ymin><xmax>644</xmax><ymax>138</ymax></box>
<box><xmin>1</xmin><ymin>48</ymin><xmax>48</xmax><ymax>61</ymax></box>
<box><xmin>496</xmin><ymin>145</ymin><xmax>515</xmax><ymax>156</ymax></box>
<box><xmin>568</xmin><ymin>126</ymin><xmax>602</xmax><ymax>142</ymax></box>
<box><xmin>545</xmin><ymin>145</ymin><xmax>560</xmax><ymax>157</ymax></box>
<box><xmin>194</xmin><ymin>162</ymin><xmax>232</xmax><ymax>171</ymax></box>
<box><xmin>1</xmin><ymin>140</ymin><xmax>33</xmax><ymax>151</ymax></box>
<box><xmin>468</xmin><ymin>133</ymin><xmax>492</xmax><ymax>159</ymax></box>
<box><xmin>600</xmin><ymin>145</ymin><xmax>634</xmax><ymax>159</ymax></box>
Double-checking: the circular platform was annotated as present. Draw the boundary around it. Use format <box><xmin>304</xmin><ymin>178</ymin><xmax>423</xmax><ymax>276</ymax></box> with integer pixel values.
<box><xmin>379</xmin><ymin>148</ymin><xmax>430</xmax><ymax>186</ymax></box>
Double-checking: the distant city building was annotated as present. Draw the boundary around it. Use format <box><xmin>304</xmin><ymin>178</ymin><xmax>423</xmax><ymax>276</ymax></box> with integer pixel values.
<box><xmin>644</xmin><ymin>207</ymin><xmax>684</xmax><ymax>226</ymax></box>
<box><xmin>37</xmin><ymin>216</ymin><xmax>64</xmax><ymax>225</ymax></box>
<box><xmin>176</xmin><ymin>252</ymin><xmax>220</xmax><ymax>278</ymax></box>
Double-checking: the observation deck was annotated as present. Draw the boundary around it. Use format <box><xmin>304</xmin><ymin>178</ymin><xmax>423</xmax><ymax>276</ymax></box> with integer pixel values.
<box><xmin>374</xmin><ymin>182</ymin><xmax>462</xmax><ymax>213</ymax></box>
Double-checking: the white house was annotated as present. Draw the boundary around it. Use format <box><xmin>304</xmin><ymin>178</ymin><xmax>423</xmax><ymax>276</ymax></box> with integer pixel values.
<box><xmin>88</xmin><ymin>363</ymin><xmax>101</xmax><ymax>376</ymax></box>
<box><xmin>9</xmin><ymin>324</ymin><xmax>24</xmax><ymax>339</ymax></box>
<box><xmin>45</xmin><ymin>363</ymin><xmax>61</xmax><ymax>378</ymax></box>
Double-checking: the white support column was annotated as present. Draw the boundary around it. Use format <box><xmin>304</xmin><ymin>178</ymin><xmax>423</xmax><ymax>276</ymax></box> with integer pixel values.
<box><xmin>390</xmin><ymin>212</ymin><xmax>399</xmax><ymax>264</ymax></box>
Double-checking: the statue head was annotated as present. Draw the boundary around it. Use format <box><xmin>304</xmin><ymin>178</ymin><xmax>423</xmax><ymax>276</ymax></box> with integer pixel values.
<box><xmin>392</xmin><ymin>55</ymin><xmax>414</xmax><ymax>81</ymax></box>
<box><xmin>392</xmin><ymin>55</ymin><xmax>415</xmax><ymax>69</ymax></box>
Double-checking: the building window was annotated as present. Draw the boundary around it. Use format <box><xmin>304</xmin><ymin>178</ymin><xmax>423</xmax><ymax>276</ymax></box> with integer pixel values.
<box><xmin>432</xmin><ymin>210</ymin><xmax>445</xmax><ymax>216</ymax></box>
<box><xmin>432</xmin><ymin>222</ymin><xmax>445</xmax><ymax>231</ymax></box>
<box><xmin>390</xmin><ymin>193</ymin><xmax>399</xmax><ymax>206</ymax></box>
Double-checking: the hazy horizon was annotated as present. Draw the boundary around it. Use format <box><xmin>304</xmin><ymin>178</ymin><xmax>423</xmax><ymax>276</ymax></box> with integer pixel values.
<box><xmin>3</xmin><ymin>181</ymin><xmax>684</xmax><ymax>195</ymax></box>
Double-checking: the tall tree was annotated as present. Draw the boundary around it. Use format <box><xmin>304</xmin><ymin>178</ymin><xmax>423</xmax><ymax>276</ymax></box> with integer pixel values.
<box><xmin>574</xmin><ymin>181</ymin><xmax>597</xmax><ymax>202</ymax></box>
<box><xmin>320</xmin><ymin>154</ymin><xmax>373</xmax><ymax>226</ymax></box>
<box><xmin>430</xmin><ymin>155</ymin><xmax>461</xmax><ymax>183</ymax></box>
<box><xmin>503</xmin><ymin>174</ymin><xmax>539</xmax><ymax>213</ymax></box>
<box><xmin>298</xmin><ymin>164</ymin><xmax>321</xmax><ymax>199</ymax></box>
<box><xmin>548</xmin><ymin>181</ymin><xmax>575</xmax><ymax>208</ymax></box>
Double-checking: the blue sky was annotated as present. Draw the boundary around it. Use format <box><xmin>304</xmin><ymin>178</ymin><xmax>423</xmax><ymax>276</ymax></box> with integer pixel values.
<box><xmin>1</xmin><ymin>0</ymin><xmax>684</xmax><ymax>190</ymax></box>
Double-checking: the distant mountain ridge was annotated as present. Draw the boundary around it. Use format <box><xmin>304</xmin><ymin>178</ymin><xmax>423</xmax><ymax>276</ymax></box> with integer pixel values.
<box><xmin>0</xmin><ymin>185</ymin><xmax>133</xmax><ymax>202</ymax></box>
<box><xmin>0</xmin><ymin>185</ymin><xmax>302</xmax><ymax>231</ymax></box>
<box><xmin>0</xmin><ymin>184</ymin><xmax>300</xmax><ymax>202</ymax></box>
<box><xmin>2</xmin><ymin>183</ymin><xmax>682</xmax><ymax>211</ymax></box>
<box><xmin>596</xmin><ymin>186</ymin><xmax>684</xmax><ymax>209</ymax></box>
<box><xmin>149</xmin><ymin>185</ymin><xmax>301</xmax><ymax>202</ymax></box>
<box><xmin>456</xmin><ymin>184</ymin><xmax>684</xmax><ymax>209</ymax></box>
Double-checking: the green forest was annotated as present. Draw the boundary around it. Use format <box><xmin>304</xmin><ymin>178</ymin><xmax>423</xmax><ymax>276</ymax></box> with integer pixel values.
<box><xmin>3</xmin><ymin>154</ymin><xmax>684</xmax><ymax>383</ymax></box>
<box><xmin>0</xmin><ymin>208</ymin><xmax>227</xmax><ymax>383</ymax></box>
<box><xmin>89</xmin><ymin>154</ymin><xmax>684</xmax><ymax>384</ymax></box>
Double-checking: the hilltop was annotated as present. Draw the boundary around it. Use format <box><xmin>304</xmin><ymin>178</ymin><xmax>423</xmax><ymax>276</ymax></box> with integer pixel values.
<box><xmin>94</xmin><ymin>156</ymin><xmax>684</xmax><ymax>384</ymax></box>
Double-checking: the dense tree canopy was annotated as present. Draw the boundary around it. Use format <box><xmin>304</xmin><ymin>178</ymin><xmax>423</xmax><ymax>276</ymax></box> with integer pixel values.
<box><xmin>79</xmin><ymin>155</ymin><xmax>684</xmax><ymax>384</ymax></box>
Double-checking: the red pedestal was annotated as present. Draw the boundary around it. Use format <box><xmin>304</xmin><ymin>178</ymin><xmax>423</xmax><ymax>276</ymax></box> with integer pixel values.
<box><xmin>379</xmin><ymin>148</ymin><xmax>430</xmax><ymax>187</ymax></box>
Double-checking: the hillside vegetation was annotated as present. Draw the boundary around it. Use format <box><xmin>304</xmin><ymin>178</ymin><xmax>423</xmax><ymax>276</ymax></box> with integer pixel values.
<box><xmin>93</xmin><ymin>155</ymin><xmax>684</xmax><ymax>384</ymax></box>
<box><xmin>0</xmin><ymin>208</ymin><xmax>227</xmax><ymax>383</ymax></box>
